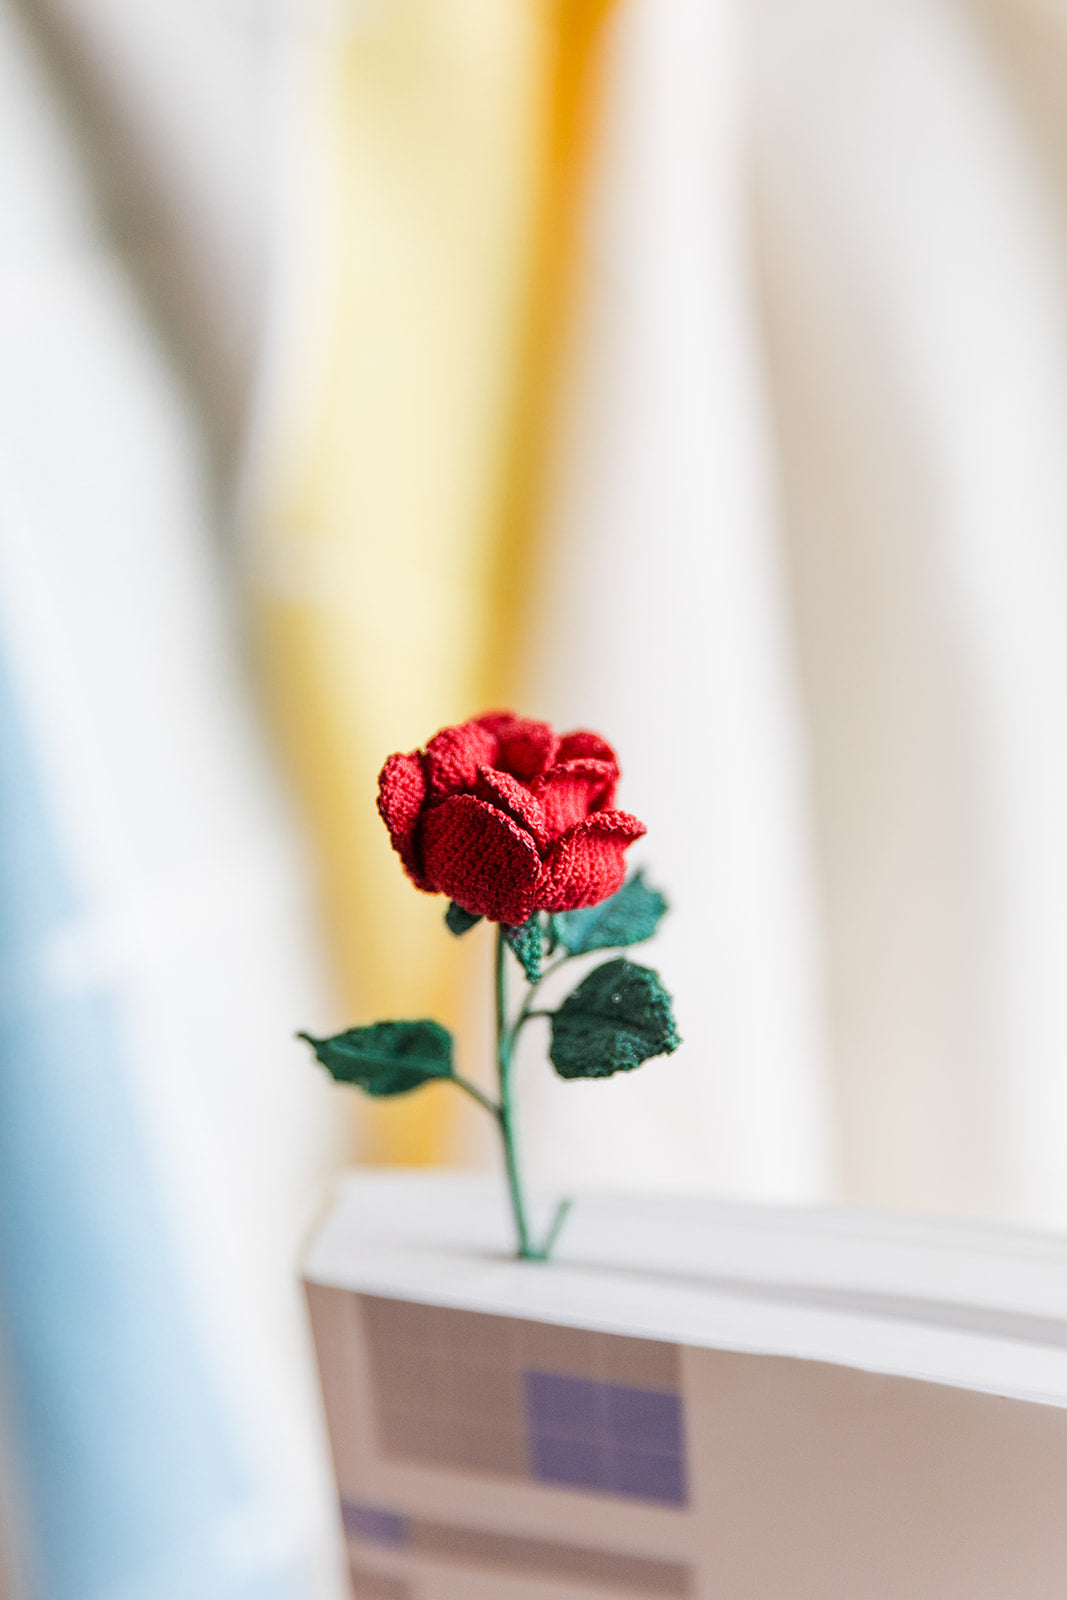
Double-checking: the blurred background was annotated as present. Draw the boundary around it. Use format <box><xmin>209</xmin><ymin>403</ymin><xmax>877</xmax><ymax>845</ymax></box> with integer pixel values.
<box><xmin>4</xmin><ymin>0</ymin><xmax>1067</xmax><ymax>1592</ymax></box>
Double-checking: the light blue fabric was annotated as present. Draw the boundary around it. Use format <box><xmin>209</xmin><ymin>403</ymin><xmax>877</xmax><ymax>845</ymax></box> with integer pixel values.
<box><xmin>0</xmin><ymin>645</ymin><xmax>301</xmax><ymax>1599</ymax></box>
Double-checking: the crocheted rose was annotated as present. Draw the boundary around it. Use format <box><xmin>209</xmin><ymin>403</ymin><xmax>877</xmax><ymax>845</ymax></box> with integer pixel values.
<box><xmin>377</xmin><ymin>711</ymin><xmax>646</xmax><ymax>925</ymax></box>
<box><xmin>304</xmin><ymin>708</ymin><xmax>678</xmax><ymax>1261</ymax></box>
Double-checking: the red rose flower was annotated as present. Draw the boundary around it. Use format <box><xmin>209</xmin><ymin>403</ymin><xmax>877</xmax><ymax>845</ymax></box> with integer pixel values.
<box><xmin>377</xmin><ymin>711</ymin><xmax>646</xmax><ymax>925</ymax></box>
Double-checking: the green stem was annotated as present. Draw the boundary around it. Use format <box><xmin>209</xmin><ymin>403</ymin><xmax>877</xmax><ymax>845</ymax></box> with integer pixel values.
<box><xmin>540</xmin><ymin>1196</ymin><xmax>573</xmax><ymax>1260</ymax></box>
<box><xmin>495</xmin><ymin>926</ymin><xmax>537</xmax><ymax>1259</ymax></box>
<box><xmin>450</xmin><ymin>1074</ymin><xmax>500</xmax><ymax>1119</ymax></box>
<box><xmin>503</xmin><ymin>953</ymin><xmax>571</xmax><ymax>1055</ymax></box>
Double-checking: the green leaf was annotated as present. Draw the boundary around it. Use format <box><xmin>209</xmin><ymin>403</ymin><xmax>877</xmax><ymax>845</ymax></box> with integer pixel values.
<box><xmin>298</xmin><ymin>1020</ymin><xmax>454</xmax><ymax>1097</ymax></box>
<box><xmin>549</xmin><ymin>958</ymin><xmax>681</xmax><ymax>1080</ymax></box>
<box><xmin>445</xmin><ymin>901</ymin><xmax>483</xmax><ymax>935</ymax></box>
<box><xmin>550</xmin><ymin>871</ymin><xmax>668</xmax><ymax>957</ymax></box>
<box><xmin>503</xmin><ymin>915</ymin><xmax>544</xmax><ymax>983</ymax></box>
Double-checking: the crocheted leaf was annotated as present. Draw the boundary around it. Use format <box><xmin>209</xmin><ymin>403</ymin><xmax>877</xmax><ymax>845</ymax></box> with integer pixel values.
<box><xmin>503</xmin><ymin>915</ymin><xmax>543</xmax><ymax>983</ymax></box>
<box><xmin>445</xmin><ymin>901</ymin><xmax>483</xmax><ymax>935</ymax></box>
<box><xmin>298</xmin><ymin>1021</ymin><xmax>454</xmax><ymax>1097</ymax></box>
<box><xmin>550</xmin><ymin>871</ymin><xmax>667</xmax><ymax>956</ymax></box>
<box><xmin>549</xmin><ymin>958</ymin><xmax>680</xmax><ymax>1080</ymax></box>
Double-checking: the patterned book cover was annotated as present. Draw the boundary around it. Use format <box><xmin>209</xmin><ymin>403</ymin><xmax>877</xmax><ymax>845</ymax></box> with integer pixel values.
<box><xmin>305</xmin><ymin>1175</ymin><xmax>1067</xmax><ymax>1599</ymax></box>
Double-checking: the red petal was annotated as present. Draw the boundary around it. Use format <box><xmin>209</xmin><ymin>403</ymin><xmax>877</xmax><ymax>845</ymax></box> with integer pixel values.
<box><xmin>531</xmin><ymin>758</ymin><xmax>618</xmax><ymax>839</ymax></box>
<box><xmin>377</xmin><ymin>751</ymin><xmax>431</xmax><ymax>887</ymax></box>
<box><xmin>475</xmin><ymin>766</ymin><xmax>548</xmax><ymax>845</ymax></box>
<box><xmin>536</xmin><ymin>810</ymin><xmax>646</xmax><ymax>913</ymax></box>
<box><xmin>421</xmin><ymin>794</ymin><xmax>542</xmax><ymax>924</ymax></box>
<box><xmin>557</xmin><ymin>729</ymin><xmax>618</xmax><ymax>768</ymax></box>
<box><xmin>424</xmin><ymin>720</ymin><xmax>498</xmax><ymax>796</ymax></box>
<box><xmin>475</xmin><ymin>709</ymin><xmax>520</xmax><ymax>737</ymax></box>
<box><xmin>476</xmin><ymin>710</ymin><xmax>559</xmax><ymax>780</ymax></box>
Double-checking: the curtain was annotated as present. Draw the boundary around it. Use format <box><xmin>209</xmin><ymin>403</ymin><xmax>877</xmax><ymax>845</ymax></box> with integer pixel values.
<box><xmin>519</xmin><ymin>0</ymin><xmax>1067</xmax><ymax>1228</ymax></box>
<box><xmin>245</xmin><ymin>0</ymin><xmax>619</xmax><ymax>1165</ymax></box>
<box><xmin>24</xmin><ymin>0</ymin><xmax>1067</xmax><ymax>1222</ymax></box>
<box><xmin>750</xmin><ymin>0</ymin><xmax>1067</xmax><ymax>1225</ymax></box>
<box><xmin>515</xmin><ymin>0</ymin><xmax>832</xmax><ymax>1205</ymax></box>
<box><xmin>0</xmin><ymin>2</ymin><xmax>346</xmax><ymax>1593</ymax></box>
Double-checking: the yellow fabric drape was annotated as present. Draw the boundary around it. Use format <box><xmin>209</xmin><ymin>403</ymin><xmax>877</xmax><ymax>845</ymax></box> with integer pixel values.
<box><xmin>250</xmin><ymin>0</ymin><xmax>617</xmax><ymax>1163</ymax></box>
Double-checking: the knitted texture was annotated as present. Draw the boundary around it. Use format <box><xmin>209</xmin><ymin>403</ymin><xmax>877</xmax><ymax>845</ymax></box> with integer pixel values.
<box><xmin>548</xmin><ymin>958</ymin><xmax>681</xmax><ymax>1080</ymax></box>
<box><xmin>551</xmin><ymin>870</ymin><xmax>667</xmax><ymax>956</ymax></box>
<box><xmin>378</xmin><ymin>712</ymin><xmax>646</xmax><ymax>924</ymax></box>
<box><xmin>444</xmin><ymin>901</ymin><xmax>482</xmax><ymax>935</ymax></box>
<box><xmin>503</xmin><ymin>916</ymin><xmax>543</xmax><ymax>983</ymax></box>
<box><xmin>298</xmin><ymin>1020</ymin><xmax>453</xmax><ymax>1096</ymax></box>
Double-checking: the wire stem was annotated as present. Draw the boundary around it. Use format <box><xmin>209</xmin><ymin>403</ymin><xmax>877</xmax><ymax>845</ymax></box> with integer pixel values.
<box><xmin>495</xmin><ymin>927</ymin><xmax>536</xmax><ymax>1259</ymax></box>
<box><xmin>490</xmin><ymin>926</ymin><xmax>577</xmax><ymax>1261</ymax></box>
<box><xmin>450</xmin><ymin>1074</ymin><xmax>500</xmax><ymax>1119</ymax></box>
<box><xmin>540</xmin><ymin>1197</ymin><xmax>573</xmax><ymax>1260</ymax></box>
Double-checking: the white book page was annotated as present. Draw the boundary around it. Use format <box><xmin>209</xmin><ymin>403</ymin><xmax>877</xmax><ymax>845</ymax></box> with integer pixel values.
<box><xmin>305</xmin><ymin>1172</ymin><xmax>1067</xmax><ymax>1408</ymax></box>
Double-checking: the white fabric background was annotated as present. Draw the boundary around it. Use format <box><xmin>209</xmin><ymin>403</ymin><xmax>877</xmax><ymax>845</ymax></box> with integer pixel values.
<box><xmin>518</xmin><ymin>0</ymin><xmax>833</xmax><ymax>1207</ymax></box>
<box><xmin>0</xmin><ymin>2</ymin><xmax>347</xmax><ymax>1594</ymax></box>
<box><xmin>8</xmin><ymin>0</ymin><xmax>1067</xmax><ymax>1220</ymax></box>
<box><xmin>751</xmin><ymin>0</ymin><xmax>1067</xmax><ymax>1227</ymax></box>
<box><xmin>523</xmin><ymin>0</ymin><xmax>1067</xmax><ymax>1232</ymax></box>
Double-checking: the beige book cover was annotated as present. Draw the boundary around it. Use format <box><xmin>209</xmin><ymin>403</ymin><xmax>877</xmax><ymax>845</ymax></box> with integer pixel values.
<box><xmin>305</xmin><ymin>1173</ymin><xmax>1067</xmax><ymax>1600</ymax></box>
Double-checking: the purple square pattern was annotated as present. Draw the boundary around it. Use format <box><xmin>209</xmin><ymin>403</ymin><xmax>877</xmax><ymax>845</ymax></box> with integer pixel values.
<box><xmin>342</xmin><ymin>1502</ymin><xmax>410</xmax><ymax>1546</ymax></box>
<box><xmin>523</xmin><ymin>1371</ymin><xmax>687</xmax><ymax>1506</ymax></box>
